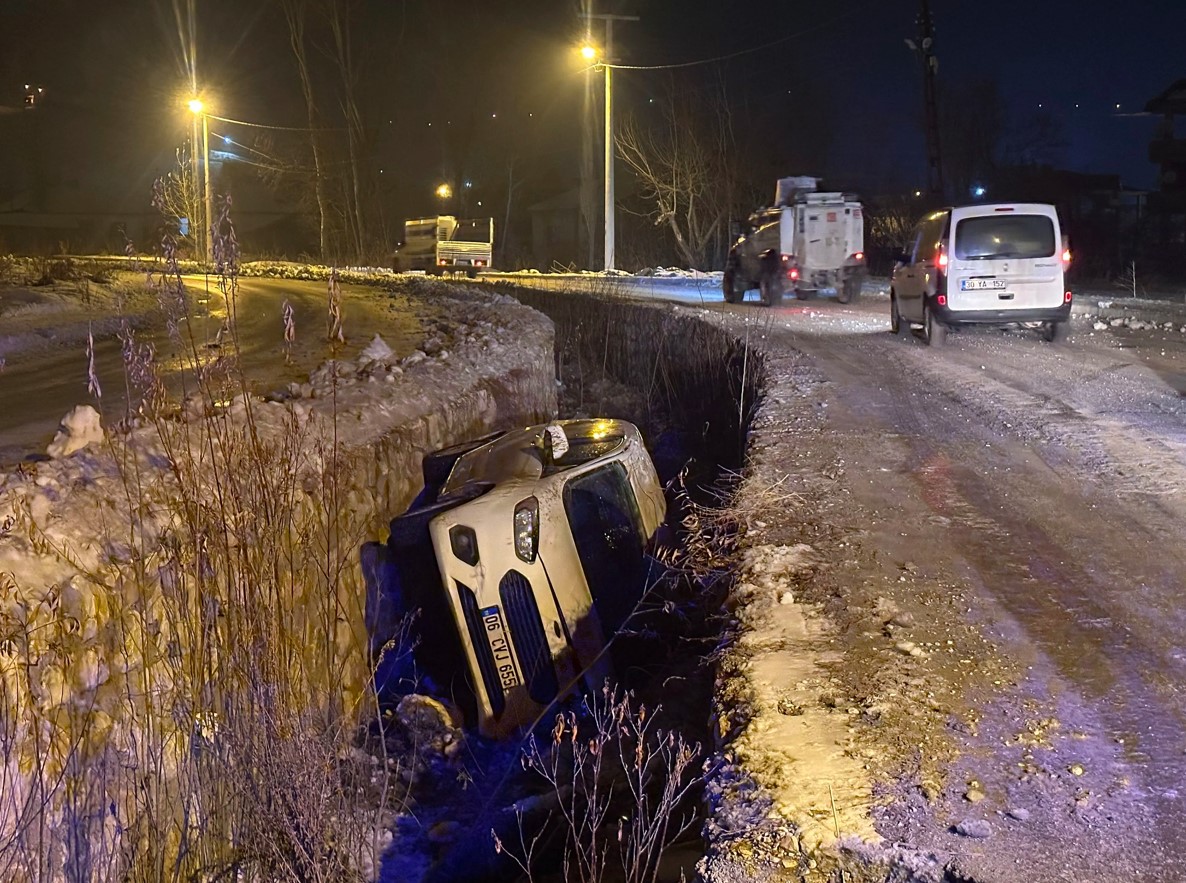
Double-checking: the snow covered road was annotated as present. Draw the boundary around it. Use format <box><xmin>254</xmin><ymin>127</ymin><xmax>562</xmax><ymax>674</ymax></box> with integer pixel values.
<box><xmin>0</xmin><ymin>274</ymin><xmax>429</xmax><ymax>464</ymax></box>
<box><xmin>693</xmin><ymin>292</ymin><xmax>1186</xmax><ymax>881</ymax></box>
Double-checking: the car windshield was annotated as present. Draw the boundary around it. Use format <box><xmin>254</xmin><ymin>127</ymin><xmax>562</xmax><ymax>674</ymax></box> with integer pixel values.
<box><xmin>954</xmin><ymin>215</ymin><xmax>1056</xmax><ymax>260</ymax></box>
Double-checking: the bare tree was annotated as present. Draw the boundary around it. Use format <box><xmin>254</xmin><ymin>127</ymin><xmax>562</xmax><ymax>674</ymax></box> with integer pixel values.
<box><xmin>1000</xmin><ymin>107</ymin><xmax>1067</xmax><ymax>168</ymax></box>
<box><xmin>615</xmin><ymin>77</ymin><xmax>735</xmax><ymax>270</ymax></box>
<box><xmin>940</xmin><ymin>77</ymin><xmax>1005</xmax><ymax>199</ymax></box>
<box><xmin>326</xmin><ymin>0</ymin><xmax>368</xmax><ymax>261</ymax></box>
<box><xmin>155</xmin><ymin>144</ymin><xmax>203</xmax><ymax>257</ymax></box>
<box><xmin>279</xmin><ymin>0</ymin><xmax>330</xmax><ymax>261</ymax></box>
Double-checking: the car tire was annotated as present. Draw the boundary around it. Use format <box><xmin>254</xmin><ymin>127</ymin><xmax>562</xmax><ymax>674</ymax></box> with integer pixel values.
<box><xmin>1043</xmin><ymin>320</ymin><xmax>1069</xmax><ymax>343</ymax></box>
<box><xmin>890</xmin><ymin>293</ymin><xmax>906</xmax><ymax>335</ymax></box>
<box><xmin>759</xmin><ymin>269</ymin><xmax>784</xmax><ymax>307</ymax></box>
<box><xmin>837</xmin><ymin>276</ymin><xmax>860</xmax><ymax>304</ymax></box>
<box><xmin>794</xmin><ymin>287</ymin><xmax>814</xmax><ymax>300</ymax></box>
<box><xmin>722</xmin><ymin>266</ymin><xmax>744</xmax><ymax>303</ymax></box>
<box><xmin>924</xmin><ymin>304</ymin><xmax>947</xmax><ymax>346</ymax></box>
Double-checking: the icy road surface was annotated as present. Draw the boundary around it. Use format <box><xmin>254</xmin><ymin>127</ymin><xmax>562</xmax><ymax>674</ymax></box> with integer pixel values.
<box><xmin>716</xmin><ymin>293</ymin><xmax>1186</xmax><ymax>880</ymax></box>
<box><xmin>500</xmin><ymin>270</ymin><xmax>1186</xmax><ymax>880</ymax></box>
<box><xmin>0</xmin><ymin>274</ymin><xmax>428</xmax><ymax>465</ymax></box>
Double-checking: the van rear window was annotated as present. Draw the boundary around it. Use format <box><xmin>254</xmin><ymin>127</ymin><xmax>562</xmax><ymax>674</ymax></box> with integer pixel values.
<box><xmin>954</xmin><ymin>215</ymin><xmax>1055</xmax><ymax>260</ymax></box>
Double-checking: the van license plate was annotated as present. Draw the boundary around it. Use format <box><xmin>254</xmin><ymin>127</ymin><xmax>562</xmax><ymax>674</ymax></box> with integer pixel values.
<box><xmin>481</xmin><ymin>606</ymin><xmax>520</xmax><ymax>691</ymax></box>
<box><xmin>961</xmin><ymin>279</ymin><xmax>1006</xmax><ymax>290</ymax></box>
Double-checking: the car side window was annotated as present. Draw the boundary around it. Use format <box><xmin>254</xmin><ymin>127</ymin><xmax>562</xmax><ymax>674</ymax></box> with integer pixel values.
<box><xmin>908</xmin><ymin>224</ymin><xmax>926</xmax><ymax>264</ymax></box>
<box><xmin>914</xmin><ymin>213</ymin><xmax>947</xmax><ymax>265</ymax></box>
<box><xmin>562</xmin><ymin>463</ymin><xmax>646</xmax><ymax>638</ymax></box>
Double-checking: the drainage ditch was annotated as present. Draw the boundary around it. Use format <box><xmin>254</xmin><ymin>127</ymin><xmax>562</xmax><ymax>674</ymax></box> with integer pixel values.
<box><xmin>387</xmin><ymin>285</ymin><xmax>765</xmax><ymax>882</ymax></box>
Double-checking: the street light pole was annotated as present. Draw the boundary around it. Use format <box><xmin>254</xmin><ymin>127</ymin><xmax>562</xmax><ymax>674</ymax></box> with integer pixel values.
<box><xmin>191</xmin><ymin>110</ymin><xmax>202</xmax><ymax>257</ymax></box>
<box><xmin>201</xmin><ymin>111</ymin><xmax>213</xmax><ymax>264</ymax></box>
<box><xmin>603</xmin><ymin>23</ymin><xmax>614</xmax><ymax>271</ymax></box>
<box><xmin>188</xmin><ymin>97</ymin><xmax>214</xmax><ymax>264</ymax></box>
<box><xmin>582</xmin><ymin>12</ymin><xmax>637</xmax><ymax>272</ymax></box>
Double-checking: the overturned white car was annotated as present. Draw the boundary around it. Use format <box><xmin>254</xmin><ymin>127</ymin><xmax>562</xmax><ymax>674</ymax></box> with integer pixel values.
<box><xmin>374</xmin><ymin>419</ymin><xmax>668</xmax><ymax>738</ymax></box>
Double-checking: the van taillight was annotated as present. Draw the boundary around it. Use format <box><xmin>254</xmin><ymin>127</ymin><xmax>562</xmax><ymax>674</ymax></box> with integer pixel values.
<box><xmin>1064</xmin><ymin>290</ymin><xmax>1073</xmax><ymax>303</ymax></box>
<box><xmin>936</xmin><ymin>251</ymin><xmax>948</xmax><ymax>273</ymax></box>
<box><xmin>937</xmin><ymin>294</ymin><xmax>947</xmax><ymax>306</ymax></box>
<box><xmin>788</xmin><ymin>266</ymin><xmax>800</xmax><ymax>281</ymax></box>
<box><xmin>853</xmin><ymin>252</ymin><xmax>865</xmax><ymax>262</ymax></box>
<box><xmin>1061</xmin><ymin>248</ymin><xmax>1072</xmax><ymax>265</ymax></box>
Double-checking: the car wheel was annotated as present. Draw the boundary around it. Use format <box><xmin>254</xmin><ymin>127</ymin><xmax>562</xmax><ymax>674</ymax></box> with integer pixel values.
<box><xmin>1043</xmin><ymin>320</ymin><xmax>1069</xmax><ymax>343</ymax></box>
<box><xmin>794</xmin><ymin>287</ymin><xmax>814</xmax><ymax>300</ymax></box>
<box><xmin>759</xmin><ymin>269</ymin><xmax>784</xmax><ymax>307</ymax></box>
<box><xmin>890</xmin><ymin>292</ymin><xmax>906</xmax><ymax>335</ymax></box>
<box><xmin>837</xmin><ymin>276</ymin><xmax>860</xmax><ymax>304</ymax></box>
<box><xmin>924</xmin><ymin>304</ymin><xmax>947</xmax><ymax>346</ymax></box>
<box><xmin>722</xmin><ymin>266</ymin><xmax>744</xmax><ymax>303</ymax></box>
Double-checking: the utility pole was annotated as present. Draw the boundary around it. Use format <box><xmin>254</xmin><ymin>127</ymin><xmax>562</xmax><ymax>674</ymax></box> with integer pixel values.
<box><xmin>582</xmin><ymin>11</ymin><xmax>638</xmax><ymax>271</ymax></box>
<box><xmin>906</xmin><ymin>0</ymin><xmax>943</xmax><ymax>198</ymax></box>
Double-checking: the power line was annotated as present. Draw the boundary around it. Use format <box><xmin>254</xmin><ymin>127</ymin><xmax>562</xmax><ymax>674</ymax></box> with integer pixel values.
<box><xmin>206</xmin><ymin>113</ymin><xmax>347</xmax><ymax>133</ymax></box>
<box><xmin>605</xmin><ymin>0</ymin><xmax>880</xmax><ymax>71</ymax></box>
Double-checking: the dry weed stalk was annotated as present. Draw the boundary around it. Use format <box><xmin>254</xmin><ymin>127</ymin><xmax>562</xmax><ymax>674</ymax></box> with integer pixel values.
<box><xmin>0</xmin><ymin>191</ymin><xmax>402</xmax><ymax>882</ymax></box>
<box><xmin>500</xmin><ymin>684</ymin><xmax>703</xmax><ymax>883</ymax></box>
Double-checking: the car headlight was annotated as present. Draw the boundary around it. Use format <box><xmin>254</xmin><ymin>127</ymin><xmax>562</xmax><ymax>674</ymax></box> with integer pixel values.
<box><xmin>513</xmin><ymin>497</ymin><xmax>539</xmax><ymax>563</ymax></box>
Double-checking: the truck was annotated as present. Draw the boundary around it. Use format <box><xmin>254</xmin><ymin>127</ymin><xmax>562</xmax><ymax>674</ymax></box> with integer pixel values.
<box><xmin>392</xmin><ymin>216</ymin><xmax>494</xmax><ymax>277</ymax></box>
<box><xmin>723</xmin><ymin>176</ymin><xmax>866</xmax><ymax>306</ymax></box>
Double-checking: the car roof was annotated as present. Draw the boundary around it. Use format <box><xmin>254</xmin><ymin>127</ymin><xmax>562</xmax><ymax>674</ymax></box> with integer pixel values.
<box><xmin>950</xmin><ymin>203</ymin><xmax>1059</xmax><ymax>220</ymax></box>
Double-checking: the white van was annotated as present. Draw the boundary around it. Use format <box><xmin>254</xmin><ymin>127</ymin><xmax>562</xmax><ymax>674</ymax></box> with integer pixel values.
<box><xmin>889</xmin><ymin>203</ymin><xmax>1072</xmax><ymax>345</ymax></box>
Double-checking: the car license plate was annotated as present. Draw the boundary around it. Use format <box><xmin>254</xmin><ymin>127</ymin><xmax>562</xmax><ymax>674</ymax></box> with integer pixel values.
<box><xmin>481</xmin><ymin>606</ymin><xmax>520</xmax><ymax>691</ymax></box>
<box><xmin>960</xmin><ymin>278</ymin><xmax>1006</xmax><ymax>290</ymax></box>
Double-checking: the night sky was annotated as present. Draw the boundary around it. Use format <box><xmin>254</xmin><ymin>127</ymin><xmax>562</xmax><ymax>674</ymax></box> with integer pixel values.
<box><xmin>2</xmin><ymin>0</ymin><xmax>1185</xmax><ymax>229</ymax></box>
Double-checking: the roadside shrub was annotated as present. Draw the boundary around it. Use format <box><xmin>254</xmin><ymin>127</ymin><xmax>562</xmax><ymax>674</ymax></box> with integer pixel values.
<box><xmin>495</xmin><ymin>685</ymin><xmax>704</xmax><ymax>883</ymax></box>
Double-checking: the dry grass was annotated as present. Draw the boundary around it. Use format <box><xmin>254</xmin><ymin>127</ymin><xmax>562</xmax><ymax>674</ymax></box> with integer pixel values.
<box><xmin>0</xmin><ymin>195</ymin><xmax>404</xmax><ymax>881</ymax></box>
<box><xmin>495</xmin><ymin>685</ymin><xmax>703</xmax><ymax>883</ymax></box>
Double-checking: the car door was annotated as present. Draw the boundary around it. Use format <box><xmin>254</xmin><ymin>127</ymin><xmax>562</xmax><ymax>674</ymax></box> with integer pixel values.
<box><xmin>894</xmin><ymin>222</ymin><xmax>927</xmax><ymax>322</ymax></box>
<box><xmin>900</xmin><ymin>212</ymin><xmax>948</xmax><ymax>322</ymax></box>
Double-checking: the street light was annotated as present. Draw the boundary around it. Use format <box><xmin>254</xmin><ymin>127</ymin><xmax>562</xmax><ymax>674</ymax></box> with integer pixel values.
<box><xmin>580</xmin><ymin>42</ymin><xmax>616</xmax><ymax>271</ymax></box>
<box><xmin>188</xmin><ymin>97</ymin><xmax>214</xmax><ymax>264</ymax></box>
<box><xmin>580</xmin><ymin>13</ymin><xmax>636</xmax><ymax>272</ymax></box>
<box><xmin>436</xmin><ymin>182</ymin><xmax>453</xmax><ymax>200</ymax></box>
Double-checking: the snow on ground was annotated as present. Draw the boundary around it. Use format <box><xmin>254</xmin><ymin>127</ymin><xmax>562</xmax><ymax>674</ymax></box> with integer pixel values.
<box><xmin>725</xmin><ymin>542</ymin><xmax>878</xmax><ymax>850</ymax></box>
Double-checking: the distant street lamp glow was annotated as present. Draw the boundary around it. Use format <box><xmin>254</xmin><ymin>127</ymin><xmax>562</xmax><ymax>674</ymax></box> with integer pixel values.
<box><xmin>580</xmin><ymin>44</ymin><xmax>598</xmax><ymax>61</ymax></box>
<box><xmin>188</xmin><ymin>98</ymin><xmax>204</xmax><ymax>114</ymax></box>
<box><xmin>436</xmin><ymin>183</ymin><xmax>453</xmax><ymax>199</ymax></box>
